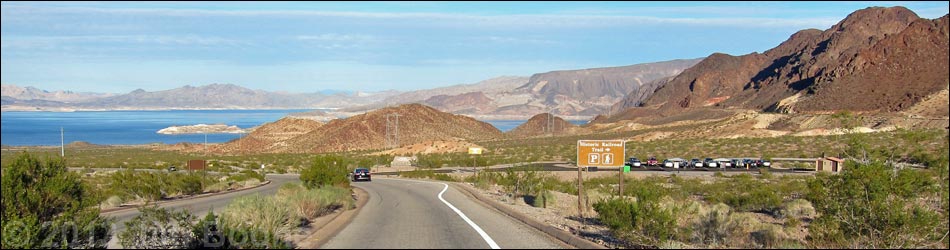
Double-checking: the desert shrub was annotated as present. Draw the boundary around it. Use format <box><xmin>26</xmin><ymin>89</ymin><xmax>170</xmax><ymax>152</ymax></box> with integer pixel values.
<box><xmin>118</xmin><ymin>206</ymin><xmax>197</xmax><ymax>249</ymax></box>
<box><xmin>300</xmin><ymin>155</ymin><xmax>350</xmax><ymax>189</ymax></box>
<box><xmin>191</xmin><ymin>210</ymin><xmax>291</xmax><ymax>249</ymax></box>
<box><xmin>593</xmin><ymin>197</ymin><xmax>678</xmax><ymax>246</ymax></box>
<box><xmin>807</xmin><ymin>161</ymin><xmax>945</xmax><ymax>248</ymax></box>
<box><xmin>1</xmin><ymin>153</ymin><xmax>112</xmax><ymax>249</ymax></box>
<box><xmin>277</xmin><ymin>183</ymin><xmax>351</xmax><ymax>225</ymax></box>
<box><xmin>110</xmin><ymin>170</ymin><xmax>165</xmax><ymax>201</ymax></box>
<box><xmin>528</xmin><ymin>190</ymin><xmax>556</xmax><ymax>208</ymax></box>
<box><xmin>780</xmin><ymin>199</ymin><xmax>815</xmax><ymax>221</ymax></box>
<box><xmin>692</xmin><ymin>203</ymin><xmax>732</xmax><ymax>246</ymax></box>
<box><xmin>228</xmin><ymin>170</ymin><xmax>264</xmax><ymax>183</ymax></box>
<box><xmin>220</xmin><ymin>195</ymin><xmax>293</xmax><ymax>238</ymax></box>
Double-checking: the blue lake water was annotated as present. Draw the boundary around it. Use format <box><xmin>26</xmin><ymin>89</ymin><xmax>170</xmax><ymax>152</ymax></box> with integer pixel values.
<box><xmin>1</xmin><ymin>110</ymin><xmax>588</xmax><ymax>146</ymax></box>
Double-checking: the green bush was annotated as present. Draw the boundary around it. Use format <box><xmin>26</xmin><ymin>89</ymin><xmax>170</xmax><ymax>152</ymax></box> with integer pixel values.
<box><xmin>300</xmin><ymin>155</ymin><xmax>350</xmax><ymax>189</ymax></box>
<box><xmin>593</xmin><ymin>197</ymin><xmax>678</xmax><ymax>246</ymax></box>
<box><xmin>118</xmin><ymin>206</ymin><xmax>197</xmax><ymax>249</ymax></box>
<box><xmin>1</xmin><ymin>153</ymin><xmax>113</xmax><ymax>249</ymax></box>
<box><xmin>806</xmin><ymin>161</ymin><xmax>945</xmax><ymax>248</ymax></box>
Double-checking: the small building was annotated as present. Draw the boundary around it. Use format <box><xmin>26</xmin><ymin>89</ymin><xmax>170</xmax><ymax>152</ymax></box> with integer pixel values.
<box><xmin>816</xmin><ymin>157</ymin><xmax>845</xmax><ymax>173</ymax></box>
<box><xmin>391</xmin><ymin>156</ymin><xmax>417</xmax><ymax>167</ymax></box>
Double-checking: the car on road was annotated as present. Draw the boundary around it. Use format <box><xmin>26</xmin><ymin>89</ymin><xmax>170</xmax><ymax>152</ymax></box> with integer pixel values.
<box><xmin>704</xmin><ymin>158</ymin><xmax>719</xmax><ymax>168</ymax></box>
<box><xmin>646</xmin><ymin>157</ymin><xmax>659</xmax><ymax>167</ymax></box>
<box><xmin>351</xmin><ymin>168</ymin><xmax>372</xmax><ymax>182</ymax></box>
<box><xmin>625</xmin><ymin>158</ymin><xmax>642</xmax><ymax>168</ymax></box>
<box><xmin>690</xmin><ymin>159</ymin><xmax>704</xmax><ymax>168</ymax></box>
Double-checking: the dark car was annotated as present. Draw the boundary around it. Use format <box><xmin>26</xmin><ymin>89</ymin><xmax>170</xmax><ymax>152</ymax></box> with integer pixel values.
<box><xmin>351</xmin><ymin>168</ymin><xmax>372</xmax><ymax>182</ymax></box>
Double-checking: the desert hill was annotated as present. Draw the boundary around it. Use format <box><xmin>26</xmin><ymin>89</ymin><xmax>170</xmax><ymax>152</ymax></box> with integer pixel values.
<box><xmin>507</xmin><ymin>113</ymin><xmax>589</xmax><ymax>138</ymax></box>
<box><xmin>614</xmin><ymin>7</ymin><xmax>948</xmax><ymax>118</ymax></box>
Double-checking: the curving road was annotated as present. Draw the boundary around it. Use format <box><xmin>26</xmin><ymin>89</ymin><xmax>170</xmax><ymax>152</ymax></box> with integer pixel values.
<box><xmin>102</xmin><ymin>174</ymin><xmax>300</xmax><ymax>248</ymax></box>
<box><xmin>323</xmin><ymin>177</ymin><xmax>567</xmax><ymax>249</ymax></box>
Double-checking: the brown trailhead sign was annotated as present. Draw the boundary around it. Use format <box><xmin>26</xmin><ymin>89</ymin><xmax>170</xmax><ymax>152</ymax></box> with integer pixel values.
<box><xmin>576</xmin><ymin>140</ymin><xmax>625</xmax><ymax>167</ymax></box>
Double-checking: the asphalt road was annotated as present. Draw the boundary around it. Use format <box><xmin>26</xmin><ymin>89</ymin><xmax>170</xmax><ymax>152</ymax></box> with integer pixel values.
<box><xmin>101</xmin><ymin>174</ymin><xmax>300</xmax><ymax>248</ymax></box>
<box><xmin>323</xmin><ymin>177</ymin><xmax>566</xmax><ymax>249</ymax></box>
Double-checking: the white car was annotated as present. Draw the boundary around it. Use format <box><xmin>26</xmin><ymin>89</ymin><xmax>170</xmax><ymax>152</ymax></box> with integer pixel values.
<box><xmin>714</xmin><ymin>158</ymin><xmax>732</xmax><ymax>168</ymax></box>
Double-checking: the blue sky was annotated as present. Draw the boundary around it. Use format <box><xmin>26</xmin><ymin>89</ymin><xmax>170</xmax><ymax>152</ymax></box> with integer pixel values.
<box><xmin>2</xmin><ymin>1</ymin><xmax>948</xmax><ymax>93</ymax></box>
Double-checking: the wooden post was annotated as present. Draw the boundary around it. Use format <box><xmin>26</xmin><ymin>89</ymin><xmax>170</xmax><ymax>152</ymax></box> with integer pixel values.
<box><xmin>577</xmin><ymin>165</ymin><xmax>585</xmax><ymax>220</ymax></box>
<box><xmin>619</xmin><ymin>167</ymin><xmax>624</xmax><ymax>198</ymax></box>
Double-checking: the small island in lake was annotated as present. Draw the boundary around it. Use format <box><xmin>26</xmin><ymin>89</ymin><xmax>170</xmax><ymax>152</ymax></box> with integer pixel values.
<box><xmin>157</xmin><ymin>124</ymin><xmax>250</xmax><ymax>135</ymax></box>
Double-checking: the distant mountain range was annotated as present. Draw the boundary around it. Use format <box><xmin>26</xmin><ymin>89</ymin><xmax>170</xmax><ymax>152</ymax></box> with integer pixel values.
<box><xmin>2</xmin><ymin>59</ymin><xmax>699</xmax><ymax>118</ymax></box>
<box><xmin>0</xmin><ymin>84</ymin><xmax>400</xmax><ymax>111</ymax></box>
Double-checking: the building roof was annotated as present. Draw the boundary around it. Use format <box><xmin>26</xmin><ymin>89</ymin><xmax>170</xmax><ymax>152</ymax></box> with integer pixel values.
<box><xmin>824</xmin><ymin>157</ymin><xmax>845</xmax><ymax>163</ymax></box>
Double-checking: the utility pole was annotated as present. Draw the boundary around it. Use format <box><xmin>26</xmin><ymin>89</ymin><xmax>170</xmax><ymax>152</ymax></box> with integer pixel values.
<box><xmin>60</xmin><ymin>127</ymin><xmax>65</xmax><ymax>157</ymax></box>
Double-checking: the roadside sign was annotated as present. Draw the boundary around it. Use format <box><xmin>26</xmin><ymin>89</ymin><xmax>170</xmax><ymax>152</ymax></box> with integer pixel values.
<box><xmin>468</xmin><ymin>147</ymin><xmax>483</xmax><ymax>155</ymax></box>
<box><xmin>577</xmin><ymin>140</ymin><xmax>625</xmax><ymax>168</ymax></box>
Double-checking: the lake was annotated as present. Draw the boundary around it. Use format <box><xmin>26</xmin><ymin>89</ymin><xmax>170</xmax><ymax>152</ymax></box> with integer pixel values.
<box><xmin>1</xmin><ymin>110</ymin><xmax>587</xmax><ymax>146</ymax></box>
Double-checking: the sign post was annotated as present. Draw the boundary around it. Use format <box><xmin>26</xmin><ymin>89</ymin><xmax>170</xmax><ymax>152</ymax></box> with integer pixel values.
<box><xmin>576</xmin><ymin>140</ymin><xmax>625</xmax><ymax>220</ymax></box>
<box><xmin>469</xmin><ymin>147</ymin><xmax>483</xmax><ymax>176</ymax></box>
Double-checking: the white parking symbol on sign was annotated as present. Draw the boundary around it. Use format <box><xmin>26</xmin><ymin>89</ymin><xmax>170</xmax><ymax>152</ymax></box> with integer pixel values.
<box><xmin>603</xmin><ymin>153</ymin><xmax>614</xmax><ymax>165</ymax></box>
<box><xmin>588</xmin><ymin>153</ymin><xmax>600</xmax><ymax>164</ymax></box>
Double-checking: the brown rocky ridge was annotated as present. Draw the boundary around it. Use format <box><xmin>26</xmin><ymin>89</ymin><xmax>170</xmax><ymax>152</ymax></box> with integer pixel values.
<box><xmin>271</xmin><ymin>104</ymin><xmax>503</xmax><ymax>153</ymax></box>
<box><xmin>507</xmin><ymin>113</ymin><xmax>590</xmax><ymax>138</ymax></box>
<box><xmin>613</xmin><ymin>7</ymin><xmax>948</xmax><ymax>118</ymax></box>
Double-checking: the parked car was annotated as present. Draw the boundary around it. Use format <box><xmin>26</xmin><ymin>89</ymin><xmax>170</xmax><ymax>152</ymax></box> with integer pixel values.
<box><xmin>646</xmin><ymin>157</ymin><xmax>659</xmax><ymax>167</ymax></box>
<box><xmin>168</xmin><ymin>166</ymin><xmax>178</xmax><ymax>172</ymax></box>
<box><xmin>668</xmin><ymin>158</ymin><xmax>687</xmax><ymax>168</ymax></box>
<box><xmin>351</xmin><ymin>168</ymin><xmax>372</xmax><ymax>182</ymax></box>
<box><xmin>704</xmin><ymin>158</ymin><xmax>719</xmax><ymax>168</ymax></box>
<box><xmin>731</xmin><ymin>159</ymin><xmax>746</xmax><ymax>168</ymax></box>
<box><xmin>743</xmin><ymin>159</ymin><xmax>758</xmax><ymax>168</ymax></box>
<box><xmin>662</xmin><ymin>159</ymin><xmax>674</xmax><ymax>168</ymax></box>
<box><xmin>625</xmin><ymin>158</ymin><xmax>642</xmax><ymax>168</ymax></box>
<box><xmin>690</xmin><ymin>159</ymin><xmax>704</xmax><ymax>168</ymax></box>
<box><xmin>714</xmin><ymin>158</ymin><xmax>732</xmax><ymax>168</ymax></box>
<box><xmin>760</xmin><ymin>159</ymin><xmax>772</xmax><ymax>168</ymax></box>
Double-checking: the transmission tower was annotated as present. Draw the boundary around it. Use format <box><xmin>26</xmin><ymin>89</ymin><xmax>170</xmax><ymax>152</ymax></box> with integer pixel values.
<box><xmin>386</xmin><ymin>113</ymin><xmax>401</xmax><ymax>148</ymax></box>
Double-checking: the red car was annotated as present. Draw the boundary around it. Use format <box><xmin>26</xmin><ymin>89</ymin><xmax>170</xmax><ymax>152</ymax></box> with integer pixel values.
<box><xmin>646</xmin><ymin>157</ymin><xmax>659</xmax><ymax>167</ymax></box>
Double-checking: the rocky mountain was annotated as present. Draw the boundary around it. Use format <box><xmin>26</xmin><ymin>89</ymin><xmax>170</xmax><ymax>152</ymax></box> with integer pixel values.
<box><xmin>507</xmin><ymin>113</ymin><xmax>589</xmax><ymax>138</ymax></box>
<box><xmin>1</xmin><ymin>84</ymin><xmax>114</xmax><ymax>103</ymax></box>
<box><xmin>373</xmin><ymin>76</ymin><xmax>529</xmax><ymax>106</ymax></box>
<box><xmin>346</xmin><ymin>59</ymin><xmax>701</xmax><ymax>119</ymax></box>
<box><xmin>504</xmin><ymin>58</ymin><xmax>702</xmax><ymax>117</ymax></box>
<box><xmin>623</xmin><ymin>7</ymin><xmax>948</xmax><ymax>117</ymax></box>
<box><xmin>1</xmin><ymin>84</ymin><xmax>401</xmax><ymax>111</ymax></box>
<box><xmin>214</xmin><ymin>117</ymin><xmax>324</xmax><ymax>154</ymax></box>
<box><xmin>422</xmin><ymin>92</ymin><xmax>496</xmax><ymax>114</ymax></box>
<box><xmin>255</xmin><ymin>104</ymin><xmax>503</xmax><ymax>153</ymax></box>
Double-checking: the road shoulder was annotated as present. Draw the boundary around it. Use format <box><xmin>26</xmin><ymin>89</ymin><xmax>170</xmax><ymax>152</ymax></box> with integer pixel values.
<box><xmin>451</xmin><ymin>182</ymin><xmax>607</xmax><ymax>249</ymax></box>
<box><xmin>297</xmin><ymin>186</ymin><xmax>369</xmax><ymax>249</ymax></box>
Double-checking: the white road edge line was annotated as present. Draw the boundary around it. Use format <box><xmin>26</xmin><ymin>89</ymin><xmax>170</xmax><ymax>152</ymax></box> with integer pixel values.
<box><xmin>385</xmin><ymin>178</ymin><xmax>501</xmax><ymax>249</ymax></box>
